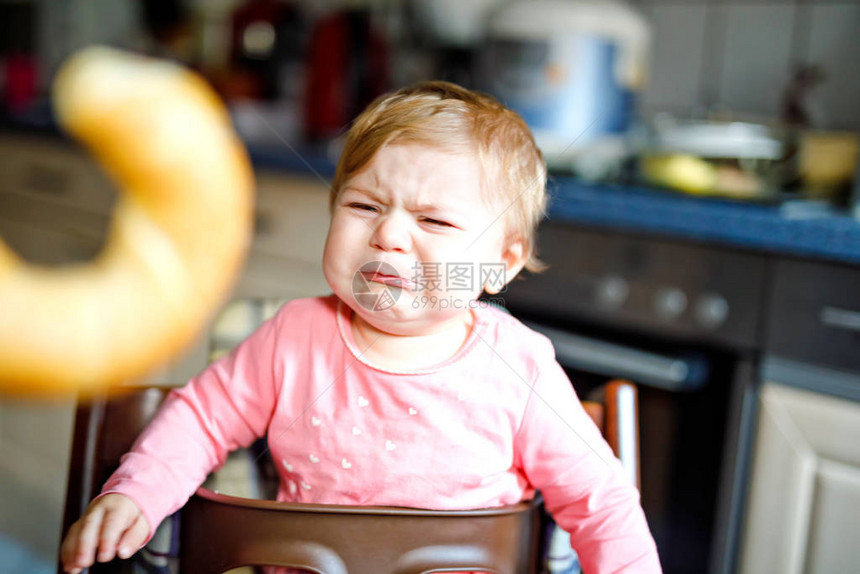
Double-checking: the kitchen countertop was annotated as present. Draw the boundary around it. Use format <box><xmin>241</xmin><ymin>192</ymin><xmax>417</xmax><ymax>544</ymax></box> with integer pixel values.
<box><xmin>547</xmin><ymin>179</ymin><xmax>860</xmax><ymax>265</ymax></box>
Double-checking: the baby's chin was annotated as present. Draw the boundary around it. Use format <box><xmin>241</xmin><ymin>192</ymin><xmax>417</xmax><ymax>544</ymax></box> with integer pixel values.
<box><xmin>349</xmin><ymin>300</ymin><xmax>475</xmax><ymax>338</ymax></box>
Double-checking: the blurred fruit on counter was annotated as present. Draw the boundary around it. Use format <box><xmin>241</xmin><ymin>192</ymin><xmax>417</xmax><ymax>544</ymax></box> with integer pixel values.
<box><xmin>641</xmin><ymin>155</ymin><xmax>765</xmax><ymax>199</ymax></box>
<box><xmin>636</xmin><ymin>117</ymin><xmax>789</xmax><ymax>201</ymax></box>
<box><xmin>637</xmin><ymin>115</ymin><xmax>859</xmax><ymax>204</ymax></box>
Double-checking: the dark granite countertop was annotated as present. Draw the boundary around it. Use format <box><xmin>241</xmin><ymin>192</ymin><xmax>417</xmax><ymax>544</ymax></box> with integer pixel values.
<box><xmin>547</xmin><ymin>179</ymin><xmax>860</xmax><ymax>266</ymax></box>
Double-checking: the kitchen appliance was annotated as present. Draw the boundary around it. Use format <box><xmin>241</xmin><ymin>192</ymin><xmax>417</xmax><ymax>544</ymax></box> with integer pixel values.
<box><xmin>502</xmin><ymin>224</ymin><xmax>767</xmax><ymax>573</ymax></box>
<box><xmin>480</xmin><ymin>0</ymin><xmax>650</xmax><ymax>174</ymax></box>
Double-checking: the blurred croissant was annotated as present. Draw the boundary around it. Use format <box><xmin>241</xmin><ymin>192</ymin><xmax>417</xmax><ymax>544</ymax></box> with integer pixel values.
<box><xmin>0</xmin><ymin>47</ymin><xmax>254</xmax><ymax>396</ymax></box>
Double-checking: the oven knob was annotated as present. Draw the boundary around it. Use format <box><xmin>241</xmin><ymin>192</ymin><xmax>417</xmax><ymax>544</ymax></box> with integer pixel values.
<box><xmin>695</xmin><ymin>292</ymin><xmax>729</xmax><ymax>329</ymax></box>
<box><xmin>596</xmin><ymin>276</ymin><xmax>629</xmax><ymax>309</ymax></box>
<box><xmin>654</xmin><ymin>287</ymin><xmax>687</xmax><ymax>320</ymax></box>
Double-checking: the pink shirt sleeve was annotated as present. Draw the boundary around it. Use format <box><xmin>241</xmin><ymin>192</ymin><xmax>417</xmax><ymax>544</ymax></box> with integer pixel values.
<box><xmin>100</xmin><ymin>310</ymin><xmax>284</xmax><ymax>541</ymax></box>
<box><xmin>515</xmin><ymin>352</ymin><xmax>662</xmax><ymax>573</ymax></box>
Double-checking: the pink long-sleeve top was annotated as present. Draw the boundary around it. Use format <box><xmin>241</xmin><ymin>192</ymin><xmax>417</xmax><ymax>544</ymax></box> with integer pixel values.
<box><xmin>102</xmin><ymin>295</ymin><xmax>661</xmax><ymax>572</ymax></box>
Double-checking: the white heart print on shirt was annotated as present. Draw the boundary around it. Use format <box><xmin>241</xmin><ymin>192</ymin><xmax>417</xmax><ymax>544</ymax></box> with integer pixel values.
<box><xmin>352</xmin><ymin>426</ymin><xmax>362</xmax><ymax>435</ymax></box>
<box><xmin>311</xmin><ymin>416</ymin><xmax>321</xmax><ymax>427</ymax></box>
<box><xmin>408</xmin><ymin>407</ymin><xmax>418</xmax><ymax>415</ymax></box>
<box><xmin>309</xmin><ymin>454</ymin><xmax>319</xmax><ymax>463</ymax></box>
<box><xmin>385</xmin><ymin>440</ymin><xmax>396</xmax><ymax>451</ymax></box>
<box><xmin>281</xmin><ymin>459</ymin><xmax>293</xmax><ymax>472</ymax></box>
<box><xmin>342</xmin><ymin>458</ymin><xmax>352</xmax><ymax>469</ymax></box>
<box><xmin>358</xmin><ymin>396</ymin><xmax>369</xmax><ymax>407</ymax></box>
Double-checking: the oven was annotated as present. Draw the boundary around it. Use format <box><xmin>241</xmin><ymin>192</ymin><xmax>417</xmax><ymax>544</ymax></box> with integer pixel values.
<box><xmin>501</xmin><ymin>224</ymin><xmax>767</xmax><ymax>574</ymax></box>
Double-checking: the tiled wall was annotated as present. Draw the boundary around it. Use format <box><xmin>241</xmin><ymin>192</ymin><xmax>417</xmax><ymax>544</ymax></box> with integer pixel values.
<box><xmin>631</xmin><ymin>0</ymin><xmax>860</xmax><ymax>131</ymax></box>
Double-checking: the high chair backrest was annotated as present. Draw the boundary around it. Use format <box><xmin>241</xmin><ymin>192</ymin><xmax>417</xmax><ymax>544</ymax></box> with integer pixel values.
<box><xmin>60</xmin><ymin>380</ymin><xmax>639</xmax><ymax>573</ymax></box>
<box><xmin>181</xmin><ymin>489</ymin><xmax>541</xmax><ymax>573</ymax></box>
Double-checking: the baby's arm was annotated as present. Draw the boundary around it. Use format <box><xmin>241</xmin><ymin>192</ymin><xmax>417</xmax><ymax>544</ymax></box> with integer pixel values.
<box><xmin>61</xmin><ymin>310</ymin><xmax>286</xmax><ymax>569</ymax></box>
<box><xmin>515</xmin><ymin>357</ymin><xmax>662</xmax><ymax>573</ymax></box>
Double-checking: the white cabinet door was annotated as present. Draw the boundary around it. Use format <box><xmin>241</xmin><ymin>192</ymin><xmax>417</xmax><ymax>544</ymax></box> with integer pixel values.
<box><xmin>739</xmin><ymin>383</ymin><xmax>860</xmax><ymax>574</ymax></box>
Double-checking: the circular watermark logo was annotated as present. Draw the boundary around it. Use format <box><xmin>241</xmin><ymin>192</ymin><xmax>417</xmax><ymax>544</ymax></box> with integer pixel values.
<box><xmin>352</xmin><ymin>261</ymin><xmax>402</xmax><ymax>311</ymax></box>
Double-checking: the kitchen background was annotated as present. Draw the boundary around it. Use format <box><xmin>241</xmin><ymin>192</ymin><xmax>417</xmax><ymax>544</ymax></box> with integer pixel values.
<box><xmin>2</xmin><ymin>0</ymin><xmax>859</xmax><ymax>127</ymax></box>
<box><xmin>2</xmin><ymin>0</ymin><xmax>860</xmax><ymax>128</ymax></box>
<box><xmin>0</xmin><ymin>1</ymin><xmax>858</xmax><ymax>573</ymax></box>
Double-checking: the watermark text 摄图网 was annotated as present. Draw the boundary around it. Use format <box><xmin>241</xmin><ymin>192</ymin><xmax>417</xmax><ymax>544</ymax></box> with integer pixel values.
<box><xmin>410</xmin><ymin>262</ymin><xmax>507</xmax><ymax>293</ymax></box>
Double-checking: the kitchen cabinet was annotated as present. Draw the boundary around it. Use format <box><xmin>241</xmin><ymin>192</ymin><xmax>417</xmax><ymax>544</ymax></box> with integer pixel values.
<box><xmin>737</xmin><ymin>260</ymin><xmax>860</xmax><ymax>574</ymax></box>
<box><xmin>739</xmin><ymin>383</ymin><xmax>860</xmax><ymax>574</ymax></box>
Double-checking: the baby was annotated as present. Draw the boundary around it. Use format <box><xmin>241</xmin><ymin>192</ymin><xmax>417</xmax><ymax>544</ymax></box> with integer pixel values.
<box><xmin>61</xmin><ymin>81</ymin><xmax>661</xmax><ymax>573</ymax></box>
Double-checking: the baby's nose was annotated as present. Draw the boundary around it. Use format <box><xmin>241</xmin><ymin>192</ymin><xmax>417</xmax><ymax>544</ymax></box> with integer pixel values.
<box><xmin>370</xmin><ymin>213</ymin><xmax>412</xmax><ymax>253</ymax></box>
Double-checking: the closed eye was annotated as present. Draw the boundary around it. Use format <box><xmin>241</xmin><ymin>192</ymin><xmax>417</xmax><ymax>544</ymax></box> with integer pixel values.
<box><xmin>421</xmin><ymin>217</ymin><xmax>455</xmax><ymax>228</ymax></box>
<box><xmin>347</xmin><ymin>202</ymin><xmax>380</xmax><ymax>213</ymax></box>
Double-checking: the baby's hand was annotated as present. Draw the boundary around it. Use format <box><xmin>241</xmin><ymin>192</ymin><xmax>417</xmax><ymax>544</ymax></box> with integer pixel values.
<box><xmin>60</xmin><ymin>493</ymin><xmax>149</xmax><ymax>573</ymax></box>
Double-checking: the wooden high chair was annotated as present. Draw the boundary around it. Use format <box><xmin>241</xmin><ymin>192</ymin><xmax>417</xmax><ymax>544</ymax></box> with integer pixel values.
<box><xmin>59</xmin><ymin>380</ymin><xmax>638</xmax><ymax>574</ymax></box>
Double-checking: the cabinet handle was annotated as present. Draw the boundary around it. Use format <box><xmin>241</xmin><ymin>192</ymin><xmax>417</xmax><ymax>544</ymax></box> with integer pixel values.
<box><xmin>820</xmin><ymin>306</ymin><xmax>860</xmax><ymax>333</ymax></box>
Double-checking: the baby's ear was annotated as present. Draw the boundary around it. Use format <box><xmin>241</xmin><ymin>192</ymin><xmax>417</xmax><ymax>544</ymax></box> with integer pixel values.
<box><xmin>484</xmin><ymin>238</ymin><xmax>528</xmax><ymax>295</ymax></box>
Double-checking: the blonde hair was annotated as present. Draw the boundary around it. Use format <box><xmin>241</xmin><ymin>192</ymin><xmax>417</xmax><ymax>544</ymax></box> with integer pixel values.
<box><xmin>330</xmin><ymin>81</ymin><xmax>548</xmax><ymax>273</ymax></box>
